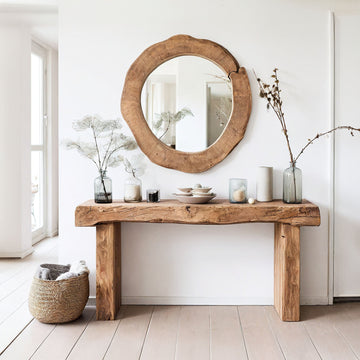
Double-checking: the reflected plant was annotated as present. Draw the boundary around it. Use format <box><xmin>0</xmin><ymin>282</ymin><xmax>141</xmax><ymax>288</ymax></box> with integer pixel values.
<box><xmin>215</xmin><ymin>96</ymin><xmax>232</xmax><ymax>127</ymax></box>
<box><xmin>209</xmin><ymin>74</ymin><xmax>232</xmax><ymax>92</ymax></box>
<box><xmin>64</xmin><ymin>114</ymin><xmax>138</xmax><ymax>201</ymax></box>
<box><xmin>153</xmin><ymin>108</ymin><xmax>193</xmax><ymax>142</ymax></box>
<box><xmin>208</xmin><ymin>74</ymin><xmax>232</xmax><ymax>127</ymax></box>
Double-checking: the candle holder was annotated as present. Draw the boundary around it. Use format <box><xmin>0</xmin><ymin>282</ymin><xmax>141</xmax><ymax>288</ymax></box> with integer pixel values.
<box><xmin>124</xmin><ymin>176</ymin><xmax>142</xmax><ymax>202</ymax></box>
<box><xmin>146</xmin><ymin>189</ymin><xmax>160</xmax><ymax>203</ymax></box>
<box><xmin>229</xmin><ymin>178</ymin><xmax>247</xmax><ymax>203</ymax></box>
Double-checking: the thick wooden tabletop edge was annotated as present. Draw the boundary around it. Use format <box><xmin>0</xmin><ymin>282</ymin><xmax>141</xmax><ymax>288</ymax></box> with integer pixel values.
<box><xmin>75</xmin><ymin>199</ymin><xmax>321</xmax><ymax>227</ymax></box>
<box><xmin>76</xmin><ymin>198</ymin><xmax>318</xmax><ymax>207</ymax></box>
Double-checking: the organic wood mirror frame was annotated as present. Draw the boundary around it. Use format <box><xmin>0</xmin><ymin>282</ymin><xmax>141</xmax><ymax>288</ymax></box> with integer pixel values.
<box><xmin>121</xmin><ymin>35</ymin><xmax>252</xmax><ymax>173</ymax></box>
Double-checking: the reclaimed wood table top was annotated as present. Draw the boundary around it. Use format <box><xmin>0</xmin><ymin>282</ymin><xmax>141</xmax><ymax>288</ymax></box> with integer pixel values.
<box><xmin>75</xmin><ymin>199</ymin><xmax>321</xmax><ymax>227</ymax></box>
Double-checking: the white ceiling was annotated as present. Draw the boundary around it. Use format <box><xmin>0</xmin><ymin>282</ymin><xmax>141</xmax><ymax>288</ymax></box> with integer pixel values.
<box><xmin>0</xmin><ymin>0</ymin><xmax>57</xmax><ymax>6</ymax></box>
<box><xmin>0</xmin><ymin>0</ymin><xmax>58</xmax><ymax>49</ymax></box>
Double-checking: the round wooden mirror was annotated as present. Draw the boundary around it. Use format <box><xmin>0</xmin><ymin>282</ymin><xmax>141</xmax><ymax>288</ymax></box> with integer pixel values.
<box><xmin>121</xmin><ymin>35</ymin><xmax>252</xmax><ymax>173</ymax></box>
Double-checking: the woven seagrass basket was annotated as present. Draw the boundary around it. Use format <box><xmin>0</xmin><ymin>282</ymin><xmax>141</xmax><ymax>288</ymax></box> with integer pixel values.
<box><xmin>29</xmin><ymin>272</ymin><xmax>89</xmax><ymax>324</ymax></box>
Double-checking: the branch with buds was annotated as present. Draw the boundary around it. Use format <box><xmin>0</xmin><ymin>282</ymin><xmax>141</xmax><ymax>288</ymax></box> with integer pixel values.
<box><xmin>254</xmin><ymin>68</ymin><xmax>360</xmax><ymax>167</ymax></box>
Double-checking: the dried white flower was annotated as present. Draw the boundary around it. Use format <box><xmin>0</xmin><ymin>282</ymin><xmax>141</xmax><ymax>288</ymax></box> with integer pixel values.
<box><xmin>64</xmin><ymin>114</ymin><xmax>138</xmax><ymax>172</ymax></box>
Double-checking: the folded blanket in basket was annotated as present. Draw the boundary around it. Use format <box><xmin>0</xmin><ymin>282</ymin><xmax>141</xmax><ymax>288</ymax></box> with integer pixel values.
<box><xmin>35</xmin><ymin>261</ymin><xmax>89</xmax><ymax>281</ymax></box>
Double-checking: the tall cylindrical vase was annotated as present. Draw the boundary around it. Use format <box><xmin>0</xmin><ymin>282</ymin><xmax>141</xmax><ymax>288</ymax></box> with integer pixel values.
<box><xmin>283</xmin><ymin>163</ymin><xmax>302</xmax><ymax>204</ymax></box>
<box><xmin>256</xmin><ymin>166</ymin><xmax>273</xmax><ymax>202</ymax></box>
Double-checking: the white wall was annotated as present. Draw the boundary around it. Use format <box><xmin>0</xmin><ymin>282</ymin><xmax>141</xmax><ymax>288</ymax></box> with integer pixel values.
<box><xmin>0</xmin><ymin>26</ymin><xmax>32</xmax><ymax>257</ymax></box>
<box><xmin>58</xmin><ymin>0</ymin><xmax>358</xmax><ymax>304</ymax></box>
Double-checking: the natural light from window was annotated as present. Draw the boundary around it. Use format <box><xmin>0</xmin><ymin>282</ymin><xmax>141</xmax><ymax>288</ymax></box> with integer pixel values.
<box><xmin>31</xmin><ymin>51</ymin><xmax>45</xmax><ymax>234</ymax></box>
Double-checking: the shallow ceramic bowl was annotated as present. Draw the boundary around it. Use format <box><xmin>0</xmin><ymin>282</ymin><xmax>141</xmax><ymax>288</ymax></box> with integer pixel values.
<box><xmin>193</xmin><ymin>192</ymin><xmax>215</xmax><ymax>197</ymax></box>
<box><xmin>191</xmin><ymin>187</ymin><xmax>212</xmax><ymax>194</ymax></box>
<box><xmin>178</xmin><ymin>187</ymin><xmax>192</xmax><ymax>193</ymax></box>
<box><xmin>175</xmin><ymin>194</ymin><xmax>216</xmax><ymax>204</ymax></box>
<box><xmin>173</xmin><ymin>192</ymin><xmax>192</xmax><ymax>196</ymax></box>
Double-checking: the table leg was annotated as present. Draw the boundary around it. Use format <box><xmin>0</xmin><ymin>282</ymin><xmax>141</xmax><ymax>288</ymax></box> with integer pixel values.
<box><xmin>96</xmin><ymin>222</ymin><xmax>121</xmax><ymax>320</ymax></box>
<box><xmin>274</xmin><ymin>223</ymin><xmax>300</xmax><ymax>321</ymax></box>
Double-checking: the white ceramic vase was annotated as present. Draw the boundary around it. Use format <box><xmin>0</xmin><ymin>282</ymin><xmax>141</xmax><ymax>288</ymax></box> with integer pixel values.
<box><xmin>256</xmin><ymin>166</ymin><xmax>273</xmax><ymax>202</ymax></box>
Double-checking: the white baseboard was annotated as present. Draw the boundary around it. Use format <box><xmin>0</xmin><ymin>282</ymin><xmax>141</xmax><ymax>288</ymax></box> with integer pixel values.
<box><xmin>0</xmin><ymin>247</ymin><xmax>34</xmax><ymax>259</ymax></box>
<box><xmin>46</xmin><ymin>229</ymin><xmax>58</xmax><ymax>238</ymax></box>
<box><xmin>87</xmin><ymin>297</ymin><xmax>96</xmax><ymax>307</ymax></box>
<box><xmin>87</xmin><ymin>295</ymin><xmax>330</xmax><ymax>306</ymax></box>
<box><xmin>121</xmin><ymin>296</ymin><xmax>274</xmax><ymax>305</ymax></box>
<box><xmin>300</xmin><ymin>296</ymin><xmax>330</xmax><ymax>305</ymax></box>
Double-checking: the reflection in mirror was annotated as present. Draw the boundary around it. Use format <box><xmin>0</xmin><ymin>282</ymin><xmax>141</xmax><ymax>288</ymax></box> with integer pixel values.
<box><xmin>141</xmin><ymin>56</ymin><xmax>232</xmax><ymax>152</ymax></box>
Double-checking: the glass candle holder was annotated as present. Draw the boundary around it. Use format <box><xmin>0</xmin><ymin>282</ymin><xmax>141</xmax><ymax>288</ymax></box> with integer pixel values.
<box><xmin>229</xmin><ymin>178</ymin><xmax>247</xmax><ymax>203</ymax></box>
<box><xmin>124</xmin><ymin>176</ymin><xmax>142</xmax><ymax>202</ymax></box>
<box><xmin>146</xmin><ymin>189</ymin><xmax>160</xmax><ymax>203</ymax></box>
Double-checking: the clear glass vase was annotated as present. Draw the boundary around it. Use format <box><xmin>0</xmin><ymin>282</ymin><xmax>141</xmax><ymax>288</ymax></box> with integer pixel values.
<box><xmin>124</xmin><ymin>176</ymin><xmax>142</xmax><ymax>202</ymax></box>
<box><xmin>283</xmin><ymin>163</ymin><xmax>302</xmax><ymax>204</ymax></box>
<box><xmin>94</xmin><ymin>170</ymin><xmax>112</xmax><ymax>203</ymax></box>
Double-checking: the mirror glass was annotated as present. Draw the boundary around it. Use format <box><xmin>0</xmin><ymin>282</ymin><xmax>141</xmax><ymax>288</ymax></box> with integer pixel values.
<box><xmin>141</xmin><ymin>56</ymin><xmax>233</xmax><ymax>152</ymax></box>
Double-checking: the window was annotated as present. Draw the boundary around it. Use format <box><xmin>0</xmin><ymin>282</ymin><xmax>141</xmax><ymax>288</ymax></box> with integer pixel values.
<box><xmin>31</xmin><ymin>43</ymin><xmax>47</xmax><ymax>243</ymax></box>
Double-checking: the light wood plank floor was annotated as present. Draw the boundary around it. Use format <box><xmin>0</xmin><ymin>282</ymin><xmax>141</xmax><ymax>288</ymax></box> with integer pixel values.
<box><xmin>1</xmin><ymin>237</ymin><xmax>360</xmax><ymax>360</ymax></box>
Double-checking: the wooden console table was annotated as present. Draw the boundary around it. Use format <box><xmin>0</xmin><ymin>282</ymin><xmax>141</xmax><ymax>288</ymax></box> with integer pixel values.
<box><xmin>75</xmin><ymin>199</ymin><xmax>320</xmax><ymax>322</ymax></box>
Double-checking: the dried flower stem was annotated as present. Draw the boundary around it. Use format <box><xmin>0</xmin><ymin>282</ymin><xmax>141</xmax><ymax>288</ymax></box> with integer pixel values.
<box><xmin>255</xmin><ymin>68</ymin><xmax>360</xmax><ymax>203</ymax></box>
<box><xmin>91</xmin><ymin>124</ymin><xmax>109</xmax><ymax>201</ymax></box>
<box><xmin>254</xmin><ymin>69</ymin><xmax>360</xmax><ymax>167</ymax></box>
<box><xmin>254</xmin><ymin>69</ymin><xmax>295</xmax><ymax>165</ymax></box>
<box><xmin>64</xmin><ymin>115</ymin><xmax>138</xmax><ymax>202</ymax></box>
<box><xmin>102</xmin><ymin>128</ymin><xmax>115</xmax><ymax>169</ymax></box>
<box><xmin>294</xmin><ymin>126</ymin><xmax>360</xmax><ymax>162</ymax></box>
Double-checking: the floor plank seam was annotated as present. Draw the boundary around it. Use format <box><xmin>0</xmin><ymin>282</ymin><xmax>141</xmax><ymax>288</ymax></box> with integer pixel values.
<box><xmin>0</xmin><ymin>277</ymin><xmax>30</xmax><ymax>302</ymax></box>
<box><xmin>209</xmin><ymin>306</ymin><xmax>212</xmax><ymax>360</ymax></box>
<box><xmin>138</xmin><ymin>305</ymin><xmax>155</xmax><ymax>360</ymax></box>
<box><xmin>0</xmin><ymin>239</ymin><xmax>58</xmax><ymax>286</ymax></box>
<box><xmin>0</xmin><ymin>298</ymin><xmax>29</xmax><ymax>327</ymax></box>
<box><xmin>332</xmin><ymin>322</ymin><xmax>360</xmax><ymax>360</ymax></box>
<box><xmin>301</xmin><ymin>320</ymin><xmax>324</xmax><ymax>360</ymax></box>
<box><xmin>236</xmin><ymin>306</ymin><xmax>249</xmax><ymax>360</ymax></box>
<box><xmin>173</xmin><ymin>305</ymin><xmax>183</xmax><ymax>360</ymax></box>
<box><xmin>65</xmin><ymin>310</ymin><xmax>97</xmax><ymax>360</ymax></box>
<box><xmin>263</xmin><ymin>306</ymin><xmax>286</xmax><ymax>360</ymax></box>
<box><xmin>101</xmin><ymin>308</ymin><xmax>124</xmax><ymax>360</ymax></box>
<box><xmin>28</xmin><ymin>322</ymin><xmax>57</xmax><ymax>360</ymax></box>
<box><xmin>0</xmin><ymin>318</ymin><xmax>35</xmax><ymax>356</ymax></box>
<box><xmin>0</xmin><ymin>267</ymin><xmax>26</xmax><ymax>286</ymax></box>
